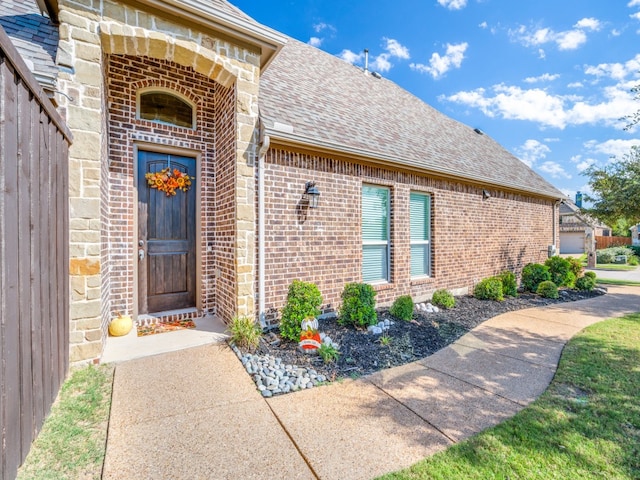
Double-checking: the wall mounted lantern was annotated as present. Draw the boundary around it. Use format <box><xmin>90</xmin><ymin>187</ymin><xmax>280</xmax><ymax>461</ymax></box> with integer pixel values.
<box><xmin>302</xmin><ymin>181</ymin><xmax>320</xmax><ymax>208</ymax></box>
<box><xmin>482</xmin><ymin>189</ymin><xmax>491</xmax><ymax>200</ymax></box>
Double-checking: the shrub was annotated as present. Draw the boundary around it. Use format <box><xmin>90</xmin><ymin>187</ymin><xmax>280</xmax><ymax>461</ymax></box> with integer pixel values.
<box><xmin>431</xmin><ymin>289</ymin><xmax>455</xmax><ymax>309</ymax></box>
<box><xmin>565</xmin><ymin>256</ymin><xmax>584</xmax><ymax>278</ymax></box>
<box><xmin>631</xmin><ymin>245</ymin><xmax>640</xmax><ymax>257</ymax></box>
<box><xmin>339</xmin><ymin>283</ymin><xmax>377</xmax><ymax>328</ymax></box>
<box><xmin>498</xmin><ymin>271</ymin><xmax>518</xmax><ymax>297</ymax></box>
<box><xmin>596</xmin><ymin>250</ymin><xmax>615</xmax><ymax>264</ymax></box>
<box><xmin>545</xmin><ymin>256</ymin><xmax>575</xmax><ymax>287</ymax></box>
<box><xmin>474</xmin><ymin>277</ymin><xmax>504</xmax><ymax>301</ymax></box>
<box><xmin>521</xmin><ymin>263</ymin><xmax>551</xmax><ymax>292</ymax></box>
<box><xmin>575</xmin><ymin>275</ymin><xmax>596</xmax><ymax>291</ymax></box>
<box><xmin>228</xmin><ymin>315</ymin><xmax>262</xmax><ymax>351</ymax></box>
<box><xmin>318</xmin><ymin>343</ymin><xmax>340</xmax><ymax>364</ymax></box>
<box><xmin>584</xmin><ymin>271</ymin><xmax>597</xmax><ymax>280</ymax></box>
<box><xmin>536</xmin><ymin>280</ymin><xmax>559</xmax><ymax>299</ymax></box>
<box><xmin>629</xmin><ymin>255</ymin><xmax>639</xmax><ymax>266</ymax></box>
<box><xmin>280</xmin><ymin>280</ymin><xmax>323</xmax><ymax>342</ymax></box>
<box><xmin>390</xmin><ymin>295</ymin><xmax>414</xmax><ymax>321</ymax></box>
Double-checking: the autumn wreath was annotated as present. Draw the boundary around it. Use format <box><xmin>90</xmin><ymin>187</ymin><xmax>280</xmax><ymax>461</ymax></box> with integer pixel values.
<box><xmin>145</xmin><ymin>167</ymin><xmax>193</xmax><ymax>196</ymax></box>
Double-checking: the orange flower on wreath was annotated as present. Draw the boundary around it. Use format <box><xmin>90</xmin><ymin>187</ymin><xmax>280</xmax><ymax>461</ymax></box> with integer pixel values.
<box><xmin>145</xmin><ymin>167</ymin><xmax>193</xmax><ymax>196</ymax></box>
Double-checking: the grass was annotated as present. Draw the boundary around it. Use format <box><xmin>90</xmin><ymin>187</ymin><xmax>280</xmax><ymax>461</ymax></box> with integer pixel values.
<box><xmin>17</xmin><ymin>364</ymin><xmax>114</xmax><ymax>480</ymax></box>
<box><xmin>596</xmin><ymin>278</ymin><xmax>640</xmax><ymax>286</ymax></box>
<box><xmin>592</xmin><ymin>263</ymin><xmax>637</xmax><ymax>271</ymax></box>
<box><xmin>380</xmin><ymin>313</ymin><xmax>640</xmax><ymax>480</ymax></box>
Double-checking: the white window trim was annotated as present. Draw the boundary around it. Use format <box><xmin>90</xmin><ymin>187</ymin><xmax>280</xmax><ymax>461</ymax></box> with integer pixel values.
<box><xmin>410</xmin><ymin>192</ymin><xmax>431</xmax><ymax>278</ymax></box>
<box><xmin>362</xmin><ymin>184</ymin><xmax>391</xmax><ymax>284</ymax></box>
<box><xmin>136</xmin><ymin>86</ymin><xmax>197</xmax><ymax>130</ymax></box>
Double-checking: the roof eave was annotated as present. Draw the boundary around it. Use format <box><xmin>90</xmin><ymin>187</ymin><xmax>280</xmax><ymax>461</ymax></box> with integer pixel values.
<box><xmin>129</xmin><ymin>0</ymin><xmax>286</xmax><ymax>70</ymax></box>
<box><xmin>264</xmin><ymin>127</ymin><xmax>564</xmax><ymax>201</ymax></box>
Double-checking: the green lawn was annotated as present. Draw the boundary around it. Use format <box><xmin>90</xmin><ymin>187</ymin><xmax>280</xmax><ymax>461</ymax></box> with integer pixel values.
<box><xmin>17</xmin><ymin>364</ymin><xmax>114</xmax><ymax>480</ymax></box>
<box><xmin>596</xmin><ymin>278</ymin><xmax>640</xmax><ymax>286</ymax></box>
<box><xmin>380</xmin><ymin>313</ymin><xmax>640</xmax><ymax>480</ymax></box>
<box><xmin>592</xmin><ymin>264</ymin><xmax>638</xmax><ymax>271</ymax></box>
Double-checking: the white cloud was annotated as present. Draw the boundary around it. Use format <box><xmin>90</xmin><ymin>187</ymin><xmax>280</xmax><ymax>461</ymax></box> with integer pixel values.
<box><xmin>524</xmin><ymin>73</ymin><xmax>560</xmax><ymax>83</ymax></box>
<box><xmin>308</xmin><ymin>37</ymin><xmax>323</xmax><ymax>47</ymax></box>
<box><xmin>410</xmin><ymin>42</ymin><xmax>468</xmax><ymax>79</ymax></box>
<box><xmin>539</xmin><ymin>161</ymin><xmax>572</xmax><ymax>179</ymax></box>
<box><xmin>584</xmin><ymin>139</ymin><xmax>640</xmax><ymax>159</ymax></box>
<box><xmin>384</xmin><ymin>38</ymin><xmax>410</xmax><ymax>59</ymax></box>
<box><xmin>629</xmin><ymin>0</ymin><xmax>640</xmax><ymax>7</ymax></box>
<box><xmin>437</xmin><ymin>0</ymin><xmax>467</xmax><ymax>10</ymax></box>
<box><xmin>337</xmin><ymin>49</ymin><xmax>363</xmax><ymax>65</ymax></box>
<box><xmin>441</xmin><ymin>63</ymin><xmax>639</xmax><ymax>130</ymax></box>
<box><xmin>584</xmin><ymin>54</ymin><xmax>640</xmax><ymax>80</ymax></box>
<box><xmin>567</xmin><ymin>81</ymin><xmax>584</xmax><ymax>88</ymax></box>
<box><xmin>515</xmin><ymin>139</ymin><xmax>551</xmax><ymax>167</ymax></box>
<box><xmin>612</xmin><ymin>28</ymin><xmax>622</xmax><ymax>36</ymax></box>
<box><xmin>538</xmin><ymin>49</ymin><xmax>546</xmax><ymax>59</ymax></box>
<box><xmin>313</xmin><ymin>22</ymin><xmax>335</xmax><ymax>34</ymax></box>
<box><xmin>371</xmin><ymin>54</ymin><xmax>392</xmax><ymax>73</ymax></box>
<box><xmin>630</xmin><ymin>12</ymin><xmax>640</xmax><ymax>20</ymax></box>
<box><xmin>574</xmin><ymin>18</ymin><xmax>601</xmax><ymax>31</ymax></box>
<box><xmin>479</xmin><ymin>21</ymin><xmax>488</xmax><ymax>29</ymax></box>
<box><xmin>510</xmin><ymin>18</ymin><xmax>602</xmax><ymax>52</ymax></box>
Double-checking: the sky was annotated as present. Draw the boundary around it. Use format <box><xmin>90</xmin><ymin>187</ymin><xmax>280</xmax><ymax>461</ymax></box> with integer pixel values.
<box><xmin>230</xmin><ymin>0</ymin><xmax>640</xmax><ymax>201</ymax></box>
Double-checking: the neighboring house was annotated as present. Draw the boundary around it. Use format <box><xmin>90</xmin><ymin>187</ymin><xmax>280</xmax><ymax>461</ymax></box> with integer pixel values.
<box><xmin>559</xmin><ymin>201</ymin><xmax>610</xmax><ymax>254</ymax></box>
<box><xmin>631</xmin><ymin>225</ymin><xmax>640</xmax><ymax>246</ymax></box>
<box><xmin>4</xmin><ymin>0</ymin><xmax>565</xmax><ymax>365</ymax></box>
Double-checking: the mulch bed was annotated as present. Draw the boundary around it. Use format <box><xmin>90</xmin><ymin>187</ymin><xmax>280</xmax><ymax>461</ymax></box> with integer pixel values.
<box><xmin>249</xmin><ymin>288</ymin><xmax>606</xmax><ymax>381</ymax></box>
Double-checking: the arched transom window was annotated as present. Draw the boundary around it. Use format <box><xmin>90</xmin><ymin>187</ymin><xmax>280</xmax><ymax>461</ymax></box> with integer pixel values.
<box><xmin>137</xmin><ymin>88</ymin><xmax>195</xmax><ymax>129</ymax></box>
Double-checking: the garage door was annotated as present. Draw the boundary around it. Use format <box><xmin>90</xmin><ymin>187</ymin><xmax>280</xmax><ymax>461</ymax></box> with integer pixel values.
<box><xmin>560</xmin><ymin>232</ymin><xmax>584</xmax><ymax>254</ymax></box>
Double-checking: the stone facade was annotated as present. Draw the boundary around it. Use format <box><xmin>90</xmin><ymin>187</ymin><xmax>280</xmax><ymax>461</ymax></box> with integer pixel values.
<box><xmin>260</xmin><ymin>148</ymin><xmax>558</xmax><ymax>323</ymax></box>
<box><xmin>56</xmin><ymin>0</ymin><xmax>261</xmax><ymax>363</ymax></box>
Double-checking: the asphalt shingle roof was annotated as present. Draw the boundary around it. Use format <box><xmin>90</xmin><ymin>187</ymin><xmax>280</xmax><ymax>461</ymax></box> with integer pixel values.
<box><xmin>260</xmin><ymin>38</ymin><xmax>564</xmax><ymax>199</ymax></box>
<box><xmin>0</xmin><ymin>0</ymin><xmax>58</xmax><ymax>90</ymax></box>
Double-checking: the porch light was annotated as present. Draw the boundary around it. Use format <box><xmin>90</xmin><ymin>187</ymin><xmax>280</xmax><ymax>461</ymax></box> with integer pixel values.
<box><xmin>302</xmin><ymin>181</ymin><xmax>320</xmax><ymax>209</ymax></box>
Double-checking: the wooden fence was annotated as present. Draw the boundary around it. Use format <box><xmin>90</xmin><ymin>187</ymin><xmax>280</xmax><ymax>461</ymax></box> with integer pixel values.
<box><xmin>1</xmin><ymin>26</ymin><xmax>72</xmax><ymax>480</ymax></box>
<box><xmin>596</xmin><ymin>236</ymin><xmax>631</xmax><ymax>250</ymax></box>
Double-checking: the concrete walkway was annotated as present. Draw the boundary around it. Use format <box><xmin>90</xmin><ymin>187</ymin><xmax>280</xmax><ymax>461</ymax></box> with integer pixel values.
<box><xmin>102</xmin><ymin>286</ymin><xmax>640</xmax><ymax>480</ymax></box>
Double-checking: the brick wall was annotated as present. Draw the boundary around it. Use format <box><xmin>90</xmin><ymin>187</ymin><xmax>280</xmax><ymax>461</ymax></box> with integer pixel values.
<box><xmin>105</xmin><ymin>54</ymin><xmax>233</xmax><ymax>321</ymax></box>
<box><xmin>260</xmin><ymin>148</ymin><xmax>556</xmax><ymax>322</ymax></box>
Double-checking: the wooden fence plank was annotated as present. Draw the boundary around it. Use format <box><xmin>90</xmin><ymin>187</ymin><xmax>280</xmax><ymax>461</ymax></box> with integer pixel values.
<box><xmin>2</xmin><ymin>58</ymin><xmax>23</xmax><ymax>480</ymax></box>
<box><xmin>18</xmin><ymin>77</ymin><xmax>34</xmax><ymax>463</ymax></box>
<box><xmin>596</xmin><ymin>236</ymin><xmax>632</xmax><ymax>250</ymax></box>
<box><xmin>30</xmin><ymin>109</ymin><xmax>45</xmax><ymax>435</ymax></box>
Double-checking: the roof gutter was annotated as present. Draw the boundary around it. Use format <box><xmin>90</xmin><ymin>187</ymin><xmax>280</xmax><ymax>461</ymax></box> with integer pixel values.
<box><xmin>264</xmin><ymin>127</ymin><xmax>565</xmax><ymax>201</ymax></box>
<box><xmin>128</xmin><ymin>0</ymin><xmax>287</xmax><ymax>70</ymax></box>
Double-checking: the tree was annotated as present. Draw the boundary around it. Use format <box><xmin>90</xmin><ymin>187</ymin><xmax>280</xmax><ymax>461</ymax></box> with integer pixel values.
<box><xmin>582</xmin><ymin>146</ymin><xmax>640</xmax><ymax>226</ymax></box>
<box><xmin>623</xmin><ymin>83</ymin><xmax>640</xmax><ymax>131</ymax></box>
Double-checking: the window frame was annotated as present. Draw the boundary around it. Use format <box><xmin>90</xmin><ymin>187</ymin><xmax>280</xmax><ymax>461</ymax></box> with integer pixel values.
<box><xmin>362</xmin><ymin>184</ymin><xmax>391</xmax><ymax>284</ymax></box>
<box><xmin>136</xmin><ymin>87</ymin><xmax>197</xmax><ymax>130</ymax></box>
<box><xmin>409</xmin><ymin>191</ymin><xmax>431</xmax><ymax>278</ymax></box>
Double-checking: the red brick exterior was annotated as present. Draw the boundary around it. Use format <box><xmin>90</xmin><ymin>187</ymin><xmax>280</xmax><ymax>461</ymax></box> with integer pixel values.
<box><xmin>259</xmin><ymin>148</ymin><xmax>557</xmax><ymax>322</ymax></box>
<box><xmin>104</xmin><ymin>54</ymin><xmax>236</xmax><ymax>324</ymax></box>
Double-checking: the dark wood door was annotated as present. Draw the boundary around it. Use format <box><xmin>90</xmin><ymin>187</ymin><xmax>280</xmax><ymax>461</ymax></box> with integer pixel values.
<box><xmin>138</xmin><ymin>151</ymin><xmax>196</xmax><ymax>314</ymax></box>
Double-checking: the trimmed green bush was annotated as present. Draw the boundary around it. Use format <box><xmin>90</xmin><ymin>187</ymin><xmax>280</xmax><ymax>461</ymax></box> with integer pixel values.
<box><xmin>537</xmin><ymin>280</ymin><xmax>559</xmax><ymax>299</ymax></box>
<box><xmin>545</xmin><ymin>256</ymin><xmax>575</xmax><ymax>287</ymax></box>
<box><xmin>629</xmin><ymin>255</ymin><xmax>639</xmax><ymax>266</ymax></box>
<box><xmin>575</xmin><ymin>275</ymin><xmax>596</xmax><ymax>291</ymax></box>
<box><xmin>521</xmin><ymin>263</ymin><xmax>551</xmax><ymax>292</ymax></box>
<box><xmin>228</xmin><ymin>315</ymin><xmax>262</xmax><ymax>351</ymax></box>
<box><xmin>584</xmin><ymin>270</ymin><xmax>597</xmax><ymax>280</ymax></box>
<box><xmin>431</xmin><ymin>289</ymin><xmax>455</xmax><ymax>309</ymax></box>
<box><xmin>339</xmin><ymin>283</ymin><xmax>377</xmax><ymax>328</ymax></box>
<box><xmin>596</xmin><ymin>250</ymin><xmax>615</xmax><ymax>264</ymax></box>
<box><xmin>498</xmin><ymin>271</ymin><xmax>518</xmax><ymax>297</ymax></box>
<box><xmin>390</xmin><ymin>295</ymin><xmax>414</xmax><ymax>321</ymax></box>
<box><xmin>474</xmin><ymin>277</ymin><xmax>504</xmax><ymax>301</ymax></box>
<box><xmin>280</xmin><ymin>280</ymin><xmax>323</xmax><ymax>342</ymax></box>
<box><xmin>565</xmin><ymin>256</ymin><xmax>584</xmax><ymax>278</ymax></box>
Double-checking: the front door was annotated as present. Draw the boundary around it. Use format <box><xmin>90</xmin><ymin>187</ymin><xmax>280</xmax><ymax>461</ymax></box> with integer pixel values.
<box><xmin>138</xmin><ymin>150</ymin><xmax>196</xmax><ymax>314</ymax></box>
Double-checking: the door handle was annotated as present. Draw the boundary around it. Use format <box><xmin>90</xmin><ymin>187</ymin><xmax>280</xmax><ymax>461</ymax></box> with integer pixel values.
<box><xmin>138</xmin><ymin>249</ymin><xmax>145</xmax><ymax>261</ymax></box>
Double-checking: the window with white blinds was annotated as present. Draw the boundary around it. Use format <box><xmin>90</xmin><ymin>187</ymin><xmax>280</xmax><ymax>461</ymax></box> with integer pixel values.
<box><xmin>362</xmin><ymin>185</ymin><xmax>390</xmax><ymax>283</ymax></box>
<box><xmin>410</xmin><ymin>192</ymin><xmax>431</xmax><ymax>277</ymax></box>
